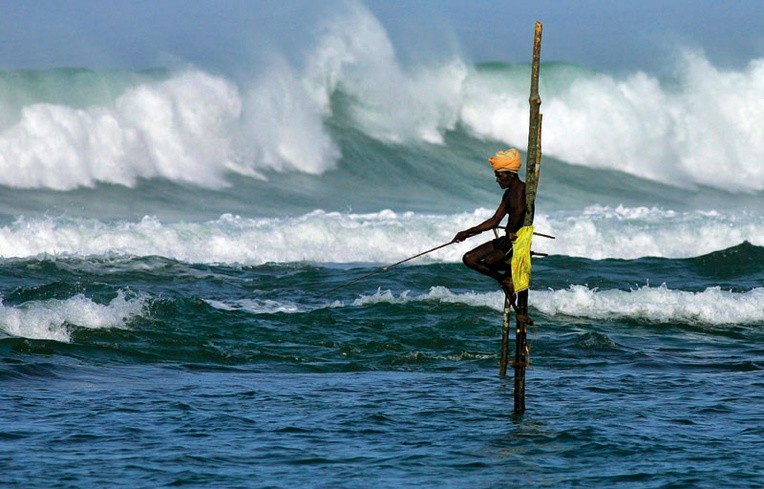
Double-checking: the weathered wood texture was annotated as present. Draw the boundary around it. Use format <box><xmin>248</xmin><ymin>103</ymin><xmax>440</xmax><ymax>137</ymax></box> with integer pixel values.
<box><xmin>513</xmin><ymin>21</ymin><xmax>543</xmax><ymax>414</ymax></box>
<box><xmin>514</xmin><ymin>290</ymin><xmax>530</xmax><ymax>413</ymax></box>
<box><xmin>523</xmin><ymin>21</ymin><xmax>543</xmax><ymax>227</ymax></box>
<box><xmin>499</xmin><ymin>297</ymin><xmax>511</xmax><ymax>376</ymax></box>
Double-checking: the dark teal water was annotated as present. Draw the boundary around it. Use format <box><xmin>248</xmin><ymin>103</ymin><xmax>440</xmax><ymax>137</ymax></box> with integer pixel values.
<box><xmin>2</xmin><ymin>245</ymin><xmax>762</xmax><ymax>488</ymax></box>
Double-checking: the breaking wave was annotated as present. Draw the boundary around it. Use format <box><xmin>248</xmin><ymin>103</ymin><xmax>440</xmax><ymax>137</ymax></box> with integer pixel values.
<box><xmin>0</xmin><ymin>207</ymin><xmax>761</xmax><ymax>264</ymax></box>
<box><xmin>0</xmin><ymin>4</ymin><xmax>762</xmax><ymax>194</ymax></box>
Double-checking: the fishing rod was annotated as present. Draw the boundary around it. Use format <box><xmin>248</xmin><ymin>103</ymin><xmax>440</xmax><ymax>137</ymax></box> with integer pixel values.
<box><xmin>498</xmin><ymin>226</ymin><xmax>555</xmax><ymax>240</ymax></box>
<box><xmin>325</xmin><ymin>229</ymin><xmax>555</xmax><ymax>296</ymax></box>
<box><xmin>325</xmin><ymin>239</ymin><xmax>457</xmax><ymax>295</ymax></box>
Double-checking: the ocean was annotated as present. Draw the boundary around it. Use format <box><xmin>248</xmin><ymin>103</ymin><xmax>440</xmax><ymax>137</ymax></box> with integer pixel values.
<box><xmin>1</xmin><ymin>11</ymin><xmax>763</xmax><ymax>488</ymax></box>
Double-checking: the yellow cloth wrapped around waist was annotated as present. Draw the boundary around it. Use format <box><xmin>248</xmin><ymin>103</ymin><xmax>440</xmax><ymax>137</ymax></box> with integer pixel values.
<box><xmin>510</xmin><ymin>225</ymin><xmax>533</xmax><ymax>292</ymax></box>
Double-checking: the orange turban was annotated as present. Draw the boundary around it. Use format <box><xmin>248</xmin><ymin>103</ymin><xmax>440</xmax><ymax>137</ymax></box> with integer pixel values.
<box><xmin>489</xmin><ymin>148</ymin><xmax>521</xmax><ymax>172</ymax></box>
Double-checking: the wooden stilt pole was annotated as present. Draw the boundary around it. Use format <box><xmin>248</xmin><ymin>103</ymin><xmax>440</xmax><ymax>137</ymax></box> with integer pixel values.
<box><xmin>499</xmin><ymin>297</ymin><xmax>511</xmax><ymax>377</ymax></box>
<box><xmin>513</xmin><ymin>290</ymin><xmax>529</xmax><ymax>413</ymax></box>
<box><xmin>512</xmin><ymin>21</ymin><xmax>543</xmax><ymax>415</ymax></box>
<box><xmin>524</xmin><ymin>21</ymin><xmax>543</xmax><ymax>229</ymax></box>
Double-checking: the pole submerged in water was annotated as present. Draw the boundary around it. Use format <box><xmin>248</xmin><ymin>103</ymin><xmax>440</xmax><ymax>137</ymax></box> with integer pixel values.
<box><xmin>499</xmin><ymin>296</ymin><xmax>511</xmax><ymax>376</ymax></box>
<box><xmin>504</xmin><ymin>21</ymin><xmax>543</xmax><ymax>415</ymax></box>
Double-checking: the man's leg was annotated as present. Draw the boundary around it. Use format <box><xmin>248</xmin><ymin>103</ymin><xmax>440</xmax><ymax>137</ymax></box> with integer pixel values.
<box><xmin>463</xmin><ymin>241</ymin><xmax>515</xmax><ymax>297</ymax></box>
<box><xmin>462</xmin><ymin>241</ymin><xmax>508</xmax><ymax>280</ymax></box>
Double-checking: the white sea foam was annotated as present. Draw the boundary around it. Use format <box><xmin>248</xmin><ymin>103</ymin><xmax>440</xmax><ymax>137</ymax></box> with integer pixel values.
<box><xmin>0</xmin><ymin>206</ymin><xmax>761</xmax><ymax>264</ymax></box>
<box><xmin>534</xmin><ymin>205</ymin><xmax>764</xmax><ymax>259</ymax></box>
<box><xmin>0</xmin><ymin>289</ymin><xmax>147</xmax><ymax>342</ymax></box>
<box><xmin>238</xmin><ymin>57</ymin><xmax>340</xmax><ymax>176</ymax></box>
<box><xmin>344</xmin><ymin>286</ymin><xmax>501</xmax><ymax>310</ymax></box>
<box><xmin>304</xmin><ymin>2</ymin><xmax>467</xmax><ymax>145</ymax></box>
<box><xmin>0</xmin><ymin>70</ymin><xmax>242</xmax><ymax>189</ymax></box>
<box><xmin>338</xmin><ymin>285</ymin><xmax>764</xmax><ymax>326</ymax></box>
<box><xmin>205</xmin><ymin>298</ymin><xmax>301</xmax><ymax>314</ymax></box>
<box><xmin>532</xmin><ymin>284</ymin><xmax>764</xmax><ymax>325</ymax></box>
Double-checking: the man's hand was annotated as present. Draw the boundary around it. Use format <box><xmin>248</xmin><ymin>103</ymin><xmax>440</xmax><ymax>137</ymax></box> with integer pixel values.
<box><xmin>454</xmin><ymin>229</ymin><xmax>476</xmax><ymax>242</ymax></box>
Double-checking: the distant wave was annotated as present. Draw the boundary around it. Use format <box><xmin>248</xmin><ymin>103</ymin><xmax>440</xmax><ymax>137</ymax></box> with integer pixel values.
<box><xmin>3</xmin><ymin>280</ymin><xmax>760</xmax><ymax>343</ymax></box>
<box><xmin>0</xmin><ymin>207</ymin><xmax>761</xmax><ymax>263</ymax></box>
<box><xmin>0</xmin><ymin>3</ymin><xmax>762</xmax><ymax>193</ymax></box>
<box><xmin>532</xmin><ymin>284</ymin><xmax>764</xmax><ymax>326</ymax></box>
<box><xmin>0</xmin><ymin>289</ymin><xmax>146</xmax><ymax>342</ymax></box>
<box><xmin>464</xmin><ymin>55</ymin><xmax>764</xmax><ymax>193</ymax></box>
<box><xmin>211</xmin><ymin>285</ymin><xmax>764</xmax><ymax>327</ymax></box>
<box><xmin>334</xmin><ymin>284</ymin><xmax>764</xmax><ymax>326</ymax></box>
<box><xmin>0</xmin><ymin>70</ymin><xmax>242</xmax><ymax>189</ymax></box>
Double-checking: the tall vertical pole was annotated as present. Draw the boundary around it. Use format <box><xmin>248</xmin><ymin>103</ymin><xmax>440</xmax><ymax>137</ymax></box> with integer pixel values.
<box><xmin>514</xmin><ymin>21</ymin><xmax>543</xmax><ymax>415</ymax></box>
<box><xmin>524</xmin><ymin>21</ymin><xmax>543</xmax><ymax>228</ymax></box>
<box><xmin>514</xmin><ymin>290</ymin><xmax>529</xmax><ymax>413</ymax></box>
<box><xmin>499</xmin><ymin>297</ymin><xmax>511</xmax><ymax>376</ymax></box>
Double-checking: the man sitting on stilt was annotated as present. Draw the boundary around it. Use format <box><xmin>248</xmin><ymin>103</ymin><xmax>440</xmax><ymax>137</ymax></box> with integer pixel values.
<box><xmin>454</xmin><ymin>148</ymin><xmax>527</xmax><ymax>303</ymax></box>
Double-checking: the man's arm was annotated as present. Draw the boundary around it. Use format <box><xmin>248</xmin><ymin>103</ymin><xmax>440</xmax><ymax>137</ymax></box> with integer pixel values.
<box><xmin>453</xmin><ymin>198</ymin><xmax>508</xmax><ymax>242</ymax></box>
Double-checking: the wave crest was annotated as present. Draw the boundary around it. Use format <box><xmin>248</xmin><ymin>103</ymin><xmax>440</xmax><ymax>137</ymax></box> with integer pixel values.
<box><xmin>533</xmin><ymin>284</ymin><xmax>764</xmax><ymax>326</ymax></box>
<box><xmin>0</xmin><ymin>289</ymin><xmax>147</xmax><ymax>342</ymax></box>
<box><xmin>0</xmin><ymin>4</ymin><xmax>762</xmax><ymax>193</ymax></box>
<box><xmin>0</xmin><ymin>207</ymin><xmax>761</xmax><ymax>263</ymax></box>
<box><xmin>332</xmin><ymin>285</ymin><xmax>764</xmax><ymax>326</ymax></box>
<box><xmin>0</xmin><ymin>70</ymin><xmax>241</xmax><ymax>189</ymax></box>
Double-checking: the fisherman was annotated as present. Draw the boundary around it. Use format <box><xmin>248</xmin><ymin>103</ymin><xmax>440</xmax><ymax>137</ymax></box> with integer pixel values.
<box><xmin>454</xmin><ymin>148</ymin><xmax>526</xmax><ymax>299</ymax></box>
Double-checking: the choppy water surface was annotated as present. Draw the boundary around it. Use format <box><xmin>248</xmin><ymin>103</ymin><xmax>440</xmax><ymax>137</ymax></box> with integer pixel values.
<box><xmin>2</xmin><ymin>3</ymin><xmax>763</xmax><ymax>487</ymax></box>
<box><xmin>2</xmin><ymin>252</ymin><xmax>762</xmax><ymax>488</ymax></box>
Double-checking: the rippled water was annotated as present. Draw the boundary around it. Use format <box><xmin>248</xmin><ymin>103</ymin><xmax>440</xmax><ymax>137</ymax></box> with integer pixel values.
<box><xmin>2</xmin><ymin>251</ymin><xmax>762</xmax><ymax>488</ymax></box>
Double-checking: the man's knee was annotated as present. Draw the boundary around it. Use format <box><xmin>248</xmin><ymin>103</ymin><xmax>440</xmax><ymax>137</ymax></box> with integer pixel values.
<box><xmin>462</xmin><ymin>252</ymin><xmax>477</xmax><ymax>269</ymax></box>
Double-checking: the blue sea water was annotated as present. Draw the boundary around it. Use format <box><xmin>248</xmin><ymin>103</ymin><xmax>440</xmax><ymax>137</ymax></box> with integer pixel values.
<box><xmin>1</xmin><ymin>6</ymin><xmax>764</xmax><ymax>488</ymax></box>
